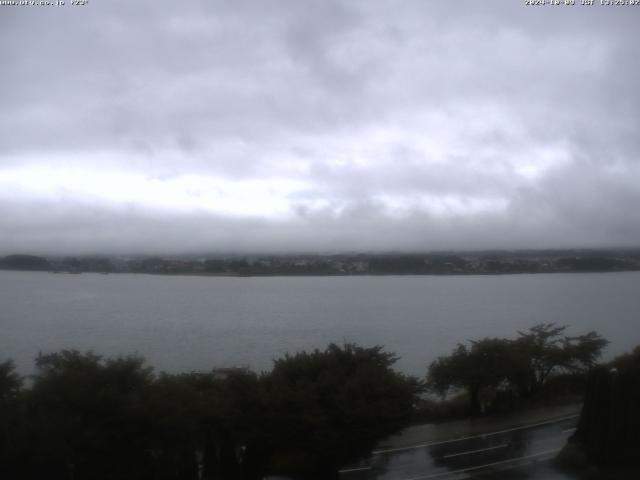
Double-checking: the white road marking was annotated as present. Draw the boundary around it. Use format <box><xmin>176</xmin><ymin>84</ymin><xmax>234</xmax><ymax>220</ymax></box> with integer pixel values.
<box><xmin>402</xmin><ymin>448</ymin><xmax>562</xmax><ymax>480</ymax></box>
<box><xmin>562</xmin><ymin>427</ymin><xmax>576</xmax><ymax>434</ymax></box>
<box><xmin>442</xmin><ymin>443</ymin><xmax>508</xmax><ymax>459</ymax></box>
<box><xmin>338</xmin><ymin>466</ymin><xmax>372</xmax><ymax>473</ymax></box>
<box><xmin>371</xmin><ymin>414</ymin><xmax>579</xmax><ymax>455</ymax></box>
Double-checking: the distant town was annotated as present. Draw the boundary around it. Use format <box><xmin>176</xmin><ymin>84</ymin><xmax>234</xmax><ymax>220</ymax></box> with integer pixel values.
<box><xmin>2</xmin><ymin>249</ymin><xmax>640</xmax><ymax>276</ymax></box>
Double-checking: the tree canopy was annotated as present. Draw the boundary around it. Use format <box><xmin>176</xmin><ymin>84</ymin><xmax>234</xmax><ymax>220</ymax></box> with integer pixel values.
<box><xmin>573</xmin><ymin>346</ymin><xmax>640</xmax><ymax>467</ymax></box>
<box><xmin>264</xmin><ymin>343</ymin><xmax>421</xmax><ymax>474</ymax></box>
<box><xmin>427</xmin><ymin>323</ymin><xmax>608</xmax><ymax>415</ymax></box>
<box><xmin>0</xmin><ymin>344</ymin><xmax>420</xmax><ymax>480</ymax></box>
<box><xmin>0</xmin><ymin>359</ymin><xmax>22</xmax><ymax>400</ymax></box>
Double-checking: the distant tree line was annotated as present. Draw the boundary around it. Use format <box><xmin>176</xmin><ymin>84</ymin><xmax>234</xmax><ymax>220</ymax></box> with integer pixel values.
<box><xmin>0</xmin><ymin>344</ymin><xmax>420</xmax><ymax>480</ymax></box>
<box><xmin>2</xmin><ymin>250</ymin><xmax>640</xmax><ymax>276</ymax></box>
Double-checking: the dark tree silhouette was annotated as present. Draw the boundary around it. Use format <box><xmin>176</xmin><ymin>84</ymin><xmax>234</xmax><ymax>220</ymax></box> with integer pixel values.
<box><xmin>0</xmin><ymin>343</ymin><xmax>421</xmax><ymax>480</ymax></box>
<box><xmin>427</xmin><ymin>323</ymin><xmax>608</xmax><ymax>415</ymax></box>
<box><xmin>262</xmin><ymin>343</ymin><xmax>422</xmax><ymax>476</ymax></box>
<box><xmin>0</xmin><ymin>359</ymin><xmax>22</xmax><ymax>399</ymax></box>
<box><xmin>572</xmin><ymin>346</ymin><xmax>640</xmax><ymax>468</ymax></box>
<box><xmin>428</xmin><ymin>338</ymin><xmax>513</xmax><ymax>416</ymax></box>
<box><xmin>513</xmin><ymin>323</ymin><xmax>608</xmax><ymax>398</ymax></box>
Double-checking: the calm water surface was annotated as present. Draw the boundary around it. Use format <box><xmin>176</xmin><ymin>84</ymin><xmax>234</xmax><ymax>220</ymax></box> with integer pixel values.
<box><xmin>1</xmin><ymin>270</ymin><xmax>639</xmax><ymax>375</ymax></box>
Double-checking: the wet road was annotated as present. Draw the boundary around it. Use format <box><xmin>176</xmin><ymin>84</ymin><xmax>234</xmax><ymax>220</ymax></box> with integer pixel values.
<box><xmin>339</xmin><ymin>415</ymin><xmax>579</xmax><ymax>480</ymax></box>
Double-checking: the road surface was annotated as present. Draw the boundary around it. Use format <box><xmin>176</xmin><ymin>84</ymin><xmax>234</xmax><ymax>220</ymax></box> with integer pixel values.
<box><xmin>339</xmin><ymin>413</ymin><xmax>579</xmax><ymax>480</ymax></box>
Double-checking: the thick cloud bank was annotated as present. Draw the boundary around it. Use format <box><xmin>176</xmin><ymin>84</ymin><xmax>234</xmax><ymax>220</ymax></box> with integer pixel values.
<box><xmin>1</xmin><ymin>1</ymin><xmax>639</xmax><ymax>254</ymax></box>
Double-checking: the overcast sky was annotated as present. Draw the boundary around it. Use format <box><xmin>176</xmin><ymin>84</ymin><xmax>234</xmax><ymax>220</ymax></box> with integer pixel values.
<box><xmin>1</xmin><ymin>0</ymin><xmax>639</xmax><ymax>255</ymax></box>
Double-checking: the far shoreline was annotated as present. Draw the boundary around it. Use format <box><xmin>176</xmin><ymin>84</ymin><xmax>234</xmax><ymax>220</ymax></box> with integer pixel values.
<box><xmin>2</xmin><ymin>267</ymin><xmax>640</xmax><ymax>279</ymax></box>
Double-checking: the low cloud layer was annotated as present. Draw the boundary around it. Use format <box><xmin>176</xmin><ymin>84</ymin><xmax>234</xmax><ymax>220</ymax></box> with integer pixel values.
<box><xmin>1</xmin><ymin>1</ymin><xmax>639</xmax><ymax>254</ymax></box>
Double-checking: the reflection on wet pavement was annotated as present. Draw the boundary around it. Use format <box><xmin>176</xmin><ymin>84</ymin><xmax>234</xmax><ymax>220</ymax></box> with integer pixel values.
<box><xmin>340</xmin><ymin>415</ymin><xmax>581</xmax><ymax>479</ymax></box>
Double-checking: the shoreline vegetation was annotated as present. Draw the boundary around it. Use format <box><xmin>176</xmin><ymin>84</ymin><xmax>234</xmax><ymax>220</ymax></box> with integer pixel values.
<box><xmin>1</xmin><ymin>248</ymin><xmax>640</xmax><ymax>277</ymax></box>
<box><xmin>2</xmin><ymin>323</ymin><xmax>636</xmax><ymax>479</ymax></box>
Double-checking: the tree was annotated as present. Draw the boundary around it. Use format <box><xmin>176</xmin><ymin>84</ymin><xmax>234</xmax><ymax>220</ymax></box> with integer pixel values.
<box><xmin>428</xmin><ymin>338</ymin><xmax>513</xmax><ymax>416</ymax></box>
<box><xmin>514</xmin><ymin>323</ymin><xmax>608</xmax><ymax>398</ymax></box>
<box><xmin>27</xmin><ymin>350</ymin><xmax>155</xmax><ymax>480</ymax></box>
<box><xmin>0</xmin><ymin>359</ymin><xmax>22</xmax><ymax>400</ymax></box>
<box><xmin>572</xmin><ymin>345</ymin><xmax>640</xmax><ymax>467</ymax></box>
<box><xmin>263</xmin><ymin>343</ymin><xmax>421</xmax><ymax>476</ymax></box>
<box><xmin>0</xmin><ymin>359</ymin><xmax>24</xmax><ymax>479</ymax></box>
<box><xmin>427</xmin><ymin>324</ymin><xmax>609</xmax><ymax>415</ymax></box>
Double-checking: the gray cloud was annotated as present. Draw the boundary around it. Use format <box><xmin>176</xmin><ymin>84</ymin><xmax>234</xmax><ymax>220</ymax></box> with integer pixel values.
<box><xmin>1</xmin><ymin>0</ymin><xmax>639</xmax><ymax>254</ymax></box>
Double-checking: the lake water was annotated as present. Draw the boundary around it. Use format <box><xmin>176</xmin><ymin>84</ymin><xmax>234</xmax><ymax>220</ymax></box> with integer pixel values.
<box><xmin>1</xmin><ymin>270</ymin><xmax>639</xmax><ymax>376</ymax></box>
